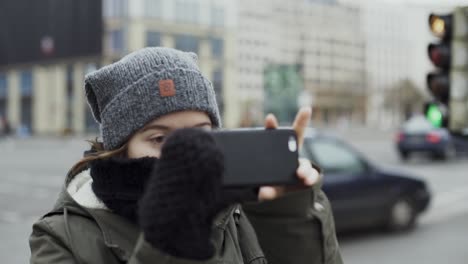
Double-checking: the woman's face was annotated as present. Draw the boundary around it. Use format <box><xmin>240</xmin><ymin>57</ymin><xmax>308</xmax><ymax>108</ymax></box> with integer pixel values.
<box><xmin>127</xmin><ymin>111</ymin><xmax>212</xmax><ymax>158</ymax></box>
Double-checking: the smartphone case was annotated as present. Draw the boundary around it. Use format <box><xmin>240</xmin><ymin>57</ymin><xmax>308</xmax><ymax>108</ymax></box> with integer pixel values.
<box><xmin>211</xmin><ymin>128</ymin><xmax>299</xmax><ymax>187</ymax></box>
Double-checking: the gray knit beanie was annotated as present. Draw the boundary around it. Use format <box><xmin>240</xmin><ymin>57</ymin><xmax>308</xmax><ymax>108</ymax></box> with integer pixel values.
<box><xmin>84</xmin><ymin>47</ymin><xmax>221</xmax><ymax>150</ymax></box>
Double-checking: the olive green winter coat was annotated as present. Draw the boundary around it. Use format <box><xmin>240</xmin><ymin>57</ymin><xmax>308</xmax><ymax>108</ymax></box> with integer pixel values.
<box><xmin>29</xmin><ymin>169</ymin><xmax>343</xmax><ymax>264</ymax></box>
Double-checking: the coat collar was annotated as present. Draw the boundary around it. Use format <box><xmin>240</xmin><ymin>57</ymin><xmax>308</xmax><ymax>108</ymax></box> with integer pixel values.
<box><xmin>66</xmin><ymin>169</ymin><xmax>107</xmax><ymax>210</ymax></box>
<box><xmin>47</xmin><ymin>186</ymin><xmax>139</xmax><ymax>261</ymax></box>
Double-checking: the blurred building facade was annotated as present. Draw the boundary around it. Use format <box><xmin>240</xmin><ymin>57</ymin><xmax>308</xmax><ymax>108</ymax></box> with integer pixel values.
<box><xmin>341</xmin><ymin>0</ymin><xmax>443</xmax><ymax>129</ymax></box>
<box><xmin>5</xmin><ymin>0</ymin><xmax>433</xmax><ymax>136</ymax></box>
<box><xmin>0</xmin><ymin>52</ymin><xmax>100</xmax><ymax>136</ymax></box>
<box><xmin>235</xmin><ymin>0</ymin><xmax>367</xmax><ymax>126</ymax></box>
<box><xmin>360</xmin><ymin>3</ymin><xmax>413</xmax><ymax>129</ymax></box>
<box><xmin>0</xmin><ymin>0</ymin><xmax>241</xmax><ymax>137</ymax></box>
<box><xmin>0</xmin><ymin>1</ymin><xmax>102</xmax><ymax>136</ymax></box>
<box><xmin>356</xmin><ymin>2</ymin><xmax>418</xmax><ymax>129</ymax></box>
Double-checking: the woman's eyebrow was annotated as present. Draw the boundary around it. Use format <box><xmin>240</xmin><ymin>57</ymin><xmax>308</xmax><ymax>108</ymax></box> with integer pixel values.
<box><xmin>193</xmin><ymin>122</ymin><xmax>212</xmax><ymax>128</ymax></box>
<box><xmin>141</xmin><ymin>124</ymin><xmax>170</xmax><ymax>132</ymax></box>
<box><xmin>142</xmin><ymin>122</ymin><xmax>211</xmax><ymax>132</ymax></box>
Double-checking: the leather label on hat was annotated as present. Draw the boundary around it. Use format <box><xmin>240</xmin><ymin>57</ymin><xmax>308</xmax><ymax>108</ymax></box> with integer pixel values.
<box><xmin>159</xmin><ymin>79</ymin><xmax>176</xmax><ymax>97</ymax></box>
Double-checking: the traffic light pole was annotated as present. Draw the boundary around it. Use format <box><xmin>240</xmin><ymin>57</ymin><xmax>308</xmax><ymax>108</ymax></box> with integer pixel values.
<box><xmin>449</xmin><ymin>7</ymin><xmax>468</xmax><ymax>134</ymax></box>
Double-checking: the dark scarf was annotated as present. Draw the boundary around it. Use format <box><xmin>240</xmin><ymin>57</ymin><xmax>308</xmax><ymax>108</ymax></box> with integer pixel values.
<box><xmin>88</xmin><ymin>156</ymin><xmax>258</xmax><ymax>224</ymax></box>
<box><xmin>89</xmin><ymin>157</ymin><xmax>158</xmax><ymax>223</ymax></box>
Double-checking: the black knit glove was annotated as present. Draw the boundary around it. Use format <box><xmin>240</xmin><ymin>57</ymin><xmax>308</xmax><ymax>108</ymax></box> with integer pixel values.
<box><xmin>138</xmin><ymin>128</ymin><xmax>225</xmax><ymax>260</ymax></box>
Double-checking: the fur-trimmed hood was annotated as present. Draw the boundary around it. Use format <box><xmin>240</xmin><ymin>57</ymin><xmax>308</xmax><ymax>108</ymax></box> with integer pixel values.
<box><xmin>67</xmin><ymin>169</ymin><xmax>108</xmax><ymax>210</ymax></box>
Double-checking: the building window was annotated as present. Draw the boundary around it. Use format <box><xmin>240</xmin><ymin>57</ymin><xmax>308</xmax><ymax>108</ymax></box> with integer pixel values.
<box><xmin>0</xmin><ymin>73</ymin><xmax>7</xmax><ymax>119</ymax></box>
<box><xmin>104</xmin><ymin>0</ymin><xmax>128</xmax><ymax>17</ymax></box>
<box><xmin>65</xmin><ymin>65</ymin><xmax>74</xmax><ymax>129</ymax></box>
<box><xmin>20</xmin><ymin>70</ymin><xmax>33</xmax><ymax>133</ymax></box>
<box><xmin>146</xmin><ymin>32</ymin><xmax>161</xmax><ymax>47</ymax></box>
<box><xmin>210</xmin><ymin>37</ymin><xmax>224</xmax><ymax>58</ymax></box>
<box><xmin>211</xmin><ymin>7</ymin><xmax>224</xmax><ymax>27</ymax></box>
<box><xmin>66</xmin><ymin>65</ymin><xmax>74</xmax><ymax>100</ymax></box>
<box><xmin>175</xmin><ymin>0</ymin><xmax>199</xmax><ymax>24</ymax></box>
<box><xmin>110</xmin><ymin>29</ymin><xmax>125</xmax><ymax>53</ymax></box>
<box><xmin>175</xmin><ymin>34</ymin><xmax>199</xmax><ymax>53</ymax></box>
<box><xmin>0</xmin><ymin>73</ymin><xmax>7</xmax><ymax>99</ymax></box>
<box><xmin>212</xmin><ymin>69</ymin><xmax>224</xmax><ymax>115</ymax></box>
<box><xmin>144</xmin><ymin>0</ymin><xmax>162</xmax><ymax>18</ymax></box>
<box><xmin>20</xmin><ymin>70</ymin><xmax>33</xmax><ymax>97</ymax></box>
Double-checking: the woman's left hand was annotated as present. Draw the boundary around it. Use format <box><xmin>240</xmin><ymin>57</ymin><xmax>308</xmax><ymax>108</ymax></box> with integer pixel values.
<box><xmin>258</xmin><ymin>107</ymin><xmax>321</xmax><ymax>201</ymax></box>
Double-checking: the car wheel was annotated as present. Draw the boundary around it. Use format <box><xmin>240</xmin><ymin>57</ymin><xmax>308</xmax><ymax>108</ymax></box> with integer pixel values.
<box><xmin>399</xmin><ymin>151</ymin><xmax>410</xmax><ymax>161</ymax></box>
<box><xmin>386</xmin><ymin>197</ymin><xmax>416</xmax><ymax>232</ymax></box>
<box><xmin>441</xmin><ymin>144</ymin><xmax>456</xmax><ymax>160</ymax></box>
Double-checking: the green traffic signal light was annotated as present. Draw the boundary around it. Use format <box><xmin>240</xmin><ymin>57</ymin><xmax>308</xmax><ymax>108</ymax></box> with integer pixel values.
<box><xmin>426</xmin><ymin>104</ymin><xmax>443</xmax><ymax>127</ymax></box>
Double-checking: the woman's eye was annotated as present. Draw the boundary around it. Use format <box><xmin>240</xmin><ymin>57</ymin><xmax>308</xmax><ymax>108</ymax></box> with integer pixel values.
<box><xmin>149</xmin><ymin>136</ymin><xmax>165</xmax><ymax>144</ymax></box>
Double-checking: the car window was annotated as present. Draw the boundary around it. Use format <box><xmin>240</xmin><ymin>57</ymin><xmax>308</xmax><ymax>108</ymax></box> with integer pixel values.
<box><xmin>307</xmin><ymin>139</ymin><xmax>366</xmax><ymax>174</ymax></box>
<box><xmin>403</xmin><ymin>116</ymin><xmax>434</xmax><ymax>133</ymax></box>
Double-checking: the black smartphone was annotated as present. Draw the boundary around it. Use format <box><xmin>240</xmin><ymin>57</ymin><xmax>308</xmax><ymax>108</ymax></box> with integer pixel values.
<box><xmin>211</xmin><ymin>128</ymin><xmax>299</xmax><ymax>187</ymax></box>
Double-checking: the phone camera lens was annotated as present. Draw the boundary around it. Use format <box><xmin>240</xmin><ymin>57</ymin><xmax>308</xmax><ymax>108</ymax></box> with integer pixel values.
<box><xmin>288</xmin><ymin>136</ymin><xmax>297</xmax><ymax>152</ymax></box>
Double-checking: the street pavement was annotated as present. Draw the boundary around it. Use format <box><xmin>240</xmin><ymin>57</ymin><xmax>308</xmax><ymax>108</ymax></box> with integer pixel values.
<box><xmin>1</xmin><ymin>128</ymin><xmax>468</xmax><ymax>263</ymax></box>
<box><xmin>0</xmin><ymin>137</ymin><xmax>88</xmax><ymax>264</ymax></box>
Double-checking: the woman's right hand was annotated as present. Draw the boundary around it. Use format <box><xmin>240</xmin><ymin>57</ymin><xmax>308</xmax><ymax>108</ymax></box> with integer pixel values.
<box><xmin>258</xmin><ymin>107</ymin><xmax>320</xmax><ymax>201</ymax></box>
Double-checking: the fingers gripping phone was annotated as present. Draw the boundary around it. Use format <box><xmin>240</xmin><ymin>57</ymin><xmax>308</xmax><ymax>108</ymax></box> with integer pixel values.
<box><xmin>211</xmin><ymin>129</ymin><xmax>299</xmax><ymax>187</ymax></box>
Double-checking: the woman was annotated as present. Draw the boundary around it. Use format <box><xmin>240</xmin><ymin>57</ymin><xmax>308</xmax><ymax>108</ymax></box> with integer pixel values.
<box><xmin>29</xmin><ymin>47</ymin><xmax>343</xmax><ymax>264</ymax></box>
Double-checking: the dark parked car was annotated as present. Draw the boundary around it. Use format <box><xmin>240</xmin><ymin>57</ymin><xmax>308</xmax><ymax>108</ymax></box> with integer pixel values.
<box><xmin>301</xmin><ymin>129</ymin><xmax>431</xmax><ymax>233</ymax></box>
<box><xmin>396</xmin><ymin>116</ymin><xmax>468</xmax><ymax>161</ymax></box>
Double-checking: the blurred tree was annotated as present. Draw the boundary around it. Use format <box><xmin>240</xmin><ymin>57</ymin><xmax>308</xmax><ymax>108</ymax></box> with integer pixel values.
<box><xmin>263</xmin><ymin>64</ymin><xmax>302</xmax><ymax>123</ymax></box>
<box><xmin>384</xmin><ymin>79</ymin><xmax>427</xmax><ymax>121</ymax></box>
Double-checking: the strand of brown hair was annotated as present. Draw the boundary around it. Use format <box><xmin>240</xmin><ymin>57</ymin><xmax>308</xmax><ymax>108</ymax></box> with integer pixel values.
<box><xmin>68</xmin><ymin>138</ymin><xmax>128</xmax><ymax>177</ymax></box>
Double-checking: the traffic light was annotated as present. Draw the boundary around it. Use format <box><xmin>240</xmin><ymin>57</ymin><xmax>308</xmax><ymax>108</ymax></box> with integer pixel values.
<box><xmin>426</xmin><ymin>8</ymin><xmax>468</xmax><ymax>133</ymax></box>
<box><xmin>424</xmin><ymin>102</ymin><xmax>447</xmax><ymax>128</ymax></box>
<box><xmin>426</xmin><ymin>12</ymin><xmax>452</xmax><ymax>126</ymax></box>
